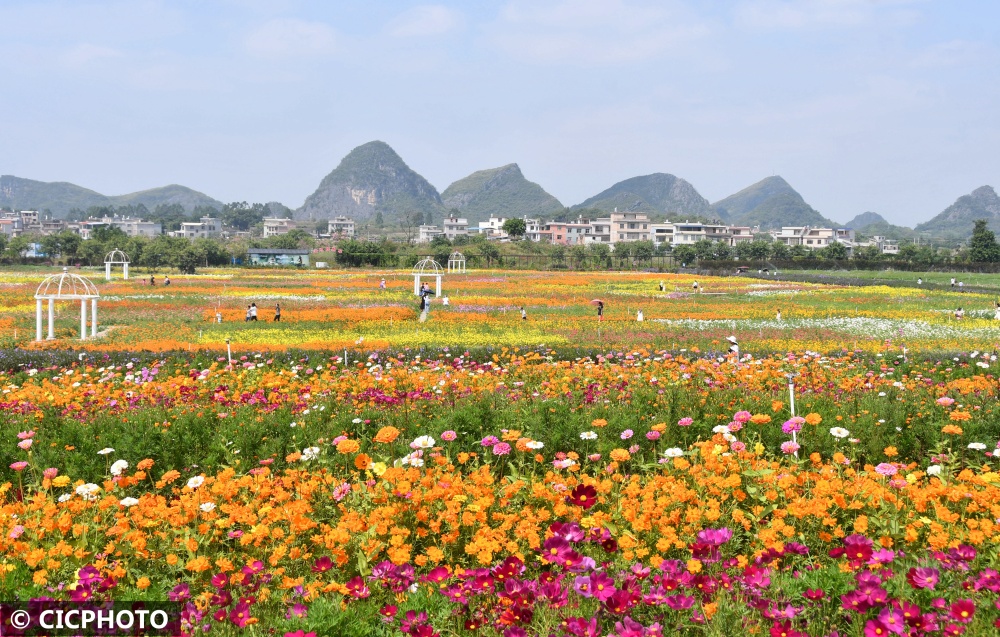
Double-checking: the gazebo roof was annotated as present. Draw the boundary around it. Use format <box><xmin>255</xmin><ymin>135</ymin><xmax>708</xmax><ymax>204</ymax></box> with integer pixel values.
<box><xmin>104</xmin><ymin>249</ymin><xmax>130</xmax><ymax>264</ymax></box>
<box><xmin>448</xmin><ymin>251</ymin><xmax>466</xmax><ymax>261</ymax></box>
<box><xmin>35</xmin><ymin>268</ymin><xmax>100</xmax><ymax>300</ymax></box>
<box><xmin>412</xmin><ymin>257</ymin><xmax>443</xmax><ymax>275</ymax></box>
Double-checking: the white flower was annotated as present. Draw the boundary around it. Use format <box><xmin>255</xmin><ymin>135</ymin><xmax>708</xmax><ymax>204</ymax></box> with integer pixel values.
<box><xmin>723</xmin><ymin>432</ymin><xmax>737</xmax><ymax>443</ymax></box>
<box><xmin>301</xmin><ymin>446</ymin><xmax>320</xmax><ymax>461</ymax></box>
<box><xmin>58</xmin><ymin>493</ymin><xmax>72</xmax><ymax>503</ymax></box>
<box><xmin>712</xmin><ymin>425</ymin><xmax>730</xmax><ymax>434</ymax></box>
<box><xmin>968</xmin><ymin>442</ymin><xmax>987</xmax><ymax>451</ymax></box>
<box><xmin>119</xmin><ymin>497</ymin><xmax>139</xmax><ymax>507</ymax></box>
<box><xmin>186</xmin><ymin>476</ymin><xmax>205</xmax><ymax>489</ymax></box>
<box><xmin>580</xmin><ymin>431</ymin><xmax>597</xmax><ymax>440</ymax></box>
<box><xmin>110</xmin><ymin>460</ymin><xmax>129</xmax><ymax>476</ymax></box>
<box><xmin>410</xmin><ymin>436</ymin><xmax>435</xmax><ymax>449</ymax></box>
<box><xmin>830</xmin><ymin>427</ymin><xmax>850</xmax><ymax>439</ymax></box>
<box><xmin>200</xmin><ymin>502</ymin><xmax>216</xmax><ymax>513</ymax></box>
<box><xmin>662</xmin><ymin>448</ymin><xmax>684</xmax><ymax>458</ymax></box>
<box><xmin>526</xmin><ymin>441</ymin><xmax>544</xmax><ymax>450</ymax></box>
<box><xmin>926</xmin><ymin>465</ymin><xmax>942</xmax><ymax>476</ymax></box>
<box><xmin>352</xmin><ymin>418</ymin><xmax>363</xmax><ymax>424</ymax></box>
<box><xmin>75</xmin><ymin>483</ymin><xmax>100</xmax><ymax>501</ymax></box>
<box><xmin>289</xmin><ymin>422</ymin><xmax>297</xmax><ymax>428</ymax></box>
<box><xmin>97</xmin><ymin>448</ymin><xmax>115</xmax><ymax>455</ymax></box>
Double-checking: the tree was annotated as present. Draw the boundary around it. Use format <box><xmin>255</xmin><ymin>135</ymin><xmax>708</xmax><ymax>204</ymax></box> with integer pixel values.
<box><xmin>0</xmin><ymin>233</ymin><xmax>7</xmax><ymax>257</ymax></box>
<box><xmin>375</xmin><ymin>211</ymin><xmax>384</xmax><ymax>227</ymax></box>
<box><xmin>569</xmin><ymin>244</ymin><xmax>588</xmax><ymax>269</ymax></box>
<box><xmin>221</xmin><ymin>202</ymin><xmax>266</xmax><ymax>231</ymax></box>
<box><xmin>588</xmin><ymin>242</ymin><xmax>611</xmax><ymax>267</ymax></box>
<box><xmin>713</xmin><ymin>242</ymin><xmax>732</xmax><ymax>260</ymax></box>
<box><xmin>478</xmin><ymin>242</ymin><xmax>501</xmax><ymax>267</ymax></box>
<box><xmin>93</xmin><ymin>226</ymin><xmax>128</xmax><ymax>246</ymax></box>
<box><xmin>770</xmin><ymin>242</ymin><xmax>790</xmax><ymax>260</ymax></box>
<box><xmin>176</xmin><ymin>247</ymin><xmax>201</xmax><ymax>274</ymax></box>
<box><xmin>969</xmin><ymin>219</ymin><xmax>1000</xmax><ymax>263</ymax></box>
<box><xmin>429</xmin><ymin>236</ymin><xmax>452</xmax><ymax>250</ymax></box>
<box><xmin>632</xmin><ymin>240</ymin><xmax>655</xmax><ymax>260</ymax></box>
<box><xmin>269</xmin><ymin>229</ymin><xmax>314</xmax><ymax>250</ymax></box>
<box><xmin>672</xmin><ymin>244</ymin><xmax>697</xmax><ymax>265</ymax></box>
<box><xmin>502</xmin><ymin>218</ymin><xmax>526</xmax><ymax>239</ymax></box>
<box><xmin>819</xmin><ymin>241</ymin><xmax>849</xmax><ymax>260</ymax></box>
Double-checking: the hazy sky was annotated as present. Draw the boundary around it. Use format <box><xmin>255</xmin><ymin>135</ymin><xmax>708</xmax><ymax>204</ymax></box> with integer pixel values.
<box><xmin>2</xmin><ymin>0</ymin><xmax>998</xmax><ymax>225</ymax></box>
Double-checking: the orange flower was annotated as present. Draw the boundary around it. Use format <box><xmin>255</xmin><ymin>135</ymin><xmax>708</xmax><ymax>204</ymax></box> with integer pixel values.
<box><xmin>686</xmin><ymin>559</ymin><xmax>702</xmax><ymax>574</ymax></box>
<box><xmin>941</xmin><ymin>424</ymin><xmax>964</xmax><ymax>435</ymax></box>
<box><xmin>771</xmin><ymin>400</ymin><xmax>784</xmax><ymax>413</ymax></box>
<box><xmin>591</xmin><ymin>419</ymin><xmax>608</xmax><ymax>429</ymax></box>
<box><xmin>949</xmin><ymin>411</ymin><xmax>971</xmax><ymax>422</ymax></box>
<box><xmin>610</xmin><ymin>448</ymin><xmax>631</xmax><ymax>462</ymax></box>
<box><xmin>751</xmin><ymin>414</ymin><xmax>772</xmax><ymax>425</ymax></box>
<box><xmin>373</xmin><ymin>426</ymin><xmax>400</xmax><ymax>444</ymax></box>
<box><xmin>136</xmin><ymin>459</ymin><xmax>155</xmax><ymax>471</ymax></box>
<box><xmin>336</xmin><ymin>439</ymin><xmax>361</xmax><ymax>454</ymax></box>
<box><xmin>136</xmin><ymin>577</ymin><xmax>151</xmax><ymax>590</ymax></box>
<box><xmin>805</xmin><ymin>413</ymin><xmax>822</xmax><ymax>425</ymax></box>
<box><xmin>354</xmin><ymin>453</ymin><xmax>373</xmax><ymax>470</ymax></box>
<box><xmin>884</xmin><ymin>446</ymin><xmax>898</xmax><ymax>457</ymax></box>
<box><xmin>651</xmin><ymin>422</ymin><xmax>666</xmax><ymax>432</ymax></box>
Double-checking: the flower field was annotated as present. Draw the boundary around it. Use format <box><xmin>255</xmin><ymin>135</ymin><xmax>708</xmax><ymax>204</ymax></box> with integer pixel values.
<box><xmin>1</xmin><ymin>267</ymin><xmax>1000</xmax><ymax>635</ymax></box>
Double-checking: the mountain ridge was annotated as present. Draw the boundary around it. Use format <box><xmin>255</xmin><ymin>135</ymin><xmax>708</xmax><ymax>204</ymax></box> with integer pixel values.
<box><xmin>711</xmin><ymin>176</ymin><xmax>839</xmax><ymax>229</ymax></box>
<box><xmin>573</xmin><ymin>173</ymin><xmax>712</xmax><ymax>217</ymax></box>
<box><xmin>441</xmin><ymin>163</ymin><xmax>563</xmax><ymax>224</ymax></box>
<box><xmin>914</xmin><ymin>186</ymin><xmax>1000</xmax><ymax>239</ymax></box>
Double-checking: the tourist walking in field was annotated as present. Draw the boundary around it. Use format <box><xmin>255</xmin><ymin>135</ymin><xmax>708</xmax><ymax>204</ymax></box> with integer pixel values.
<box><xmin>726</xmin><ymin>335</ymin><xmax>739</xmax><ymax>356</ymax></box>
<box><xmin>250</xmin><ymin>303</ymin><xmax>258</xmax><ymax>321</ymax></box>
<box><xmin>659</xmin><ymin>281</ymin><xmax>664</xmax><ymax>292</ymax></box>
<box><xmin>150</xmin><ymin>276</ymin><xmax>155</xmax><ymax>286</ymax></box>
<box><xmin>951</xmin><ymin>278</ymin><xmax>956</xmax><ymax>288</ymax></box>
<box><xmin>380</xmin><ymin>278</ymin><xmax>386</xmax><ymax>290</ymax></box>
<box><xmin>959</xmin><ymin>281</ymin><xmax>964</xmax><ymax>291</ymax></box>
<box><xmin>776</xmin><ymin>309</ymin><xmax>782</xmax><ymax>321</ymax></box>
<box><xmin>245</xmin><ymin>305</ymin><xmax>252</xmax><ymax>322</ymax></box>
<box><xmin>597</xmin><ymin>301</ymin><xmax>604</xmax><ymax>322</ymax></box>
<box><xmin>274</xmin><ymin>303</ymin><xmax>281</xmax><ymax>322</ymax></box>
<box><xmin>637</xmin><ymin>309</ymin><xmax>644</xmax><ymax>322</ymax></box>
<box><xmin>692</xmin><ymin>281</ymin><xmax>699</xmax><ymax>293</ymax></box>
<box><xmin>521</xmin><ymin>306</ymin><xmax>527</xmax><ymax>320</ymax></box>
<box><xmin>164</xmin><ymin>276</ymin><xmax>171</xmax><ymax>286</ymax></box>
<box><xmin>917</xmin><ymin>278</ymin><xmax>922</xmax><ymax>285</ymax></box>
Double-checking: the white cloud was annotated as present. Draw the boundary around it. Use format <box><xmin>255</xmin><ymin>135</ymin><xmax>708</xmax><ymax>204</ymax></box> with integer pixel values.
<box><xmin>245</xmin><ymin>18</ymin><xmax>336</xmax><ymax>57</ymax></box>
<box><xmin>734</xmin><ymin>0</ymin><xmax>922</xmax><ymax>30</ymax></box>
<box><xmin>489</xmin><ymin>0</ymin><xmax>709</xmax><ymax>64</ymax></box>
<box><xmin>389</xmin><ymin>5</ymin><xmax>461</xmax><ymax>37</ymax></box>
<box><xmin>61</xmin><ymin>43</ymin><xmax>122</xmax><ymax>68</ymax></box>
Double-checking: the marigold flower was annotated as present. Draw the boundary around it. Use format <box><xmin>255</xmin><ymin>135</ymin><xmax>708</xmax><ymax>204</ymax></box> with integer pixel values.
<box><xmin>591</xmin><ymin>419</ymin><xmax>608</xmax><ymax>428</ymax></box>
<box><xmin>336</xmin><ymin>439</ymin><xmax>361</xmax><ymax>454</ymax></box>
<box><xmin>805</xmin><ymin>413</ymin><xmax>822</xmax><ymax>425</ymax></box>
<box><xmin>354</xmin><ymin>453</ymin><xmax>372</xmax><ymax>470</ymax></box>
<box><xmin>373</xmin><ymin>426</ymin><xmax>400</xmax><ymax>444</ymax></box>
<box><xmin>609</xmin><ymin>448</ymin><xmax>631</xmax><ymax>462</ymax></box>
<box><xmin>942</xmin><ymin>425</ymin><xmax>964</xmax><ymax>435</ymax></box>
<box><xmin>949</xmin><ymin>411</ymin><xmax>971</xmax><ymax>422</ymax></box>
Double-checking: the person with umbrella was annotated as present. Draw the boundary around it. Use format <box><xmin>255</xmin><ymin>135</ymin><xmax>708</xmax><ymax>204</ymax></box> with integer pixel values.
<box><xmin>591</xmin><ymin>299</ymin><xmax>604</xmax><ymax>322</ymax></box>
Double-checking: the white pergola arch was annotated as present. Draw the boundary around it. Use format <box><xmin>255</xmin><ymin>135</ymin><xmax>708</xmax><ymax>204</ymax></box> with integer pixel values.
<box><xmin>35</xmin><ymin>268</ymin><xmax>100</xmax><ymax>341</ymax></box>
<box><xmin>412</xmin><ymin>257</ymin><xmax>443</xmax><ymax>298</ymax></box>
<box><xmin>104</xmin><ymin>249</ymin><xmax>131</xmax><ymax>280</ymax></box>
<box><xmin>447</xmin><ymin>251</ymin><xmax>466</xmax><ymax>274</ymax></box>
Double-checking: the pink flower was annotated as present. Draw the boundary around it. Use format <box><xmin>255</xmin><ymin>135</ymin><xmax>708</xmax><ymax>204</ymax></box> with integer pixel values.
<box><xmin>646</xmin><ymin>431</ymin><xmax>661</xmax><ymax>441</ymax></box>
<box><xmin>875</xmin><ymin>463</ymin><xmax>898</xmax><ymax>477</ymax></box>
<box><xmin>9</xmin><ymin>462</ymin><xmax>27</xmax><ymax>471</ymax></box>
<box><xmin>782</xmin><ymin>417</ymin><xmax>805</xmax><ymax>434</ymax></box>
<box><xmin>730</xmin><ymin>441</ymin><xmax>746</xmax><ymax>453</ymax></box>
<box><xmin>17</xmin><ymin>439</ymin><xmax>32</xmax><ymax>450</ymax></box>
<box><xmin>43</xmin><ymin>468</ymin><xmax>58</xmax><ymax>479</ymax></box>
<box><xmin>492</xmin><ymin>442</ymin><xmax>511</xmax><ymax>456</ymax></box>
<box><xmin>9</xmin><ymin>525</ymin><xmax>24</xmax><ymax>539</ymax></box>
<box><xmin>440</xmin><ymin>430</ymin><xmax>457</xmax><ymax>441</ymax></box>
<box><xmin>588</xmin><ymin>454</ymin><xmax>601</xmax><ymax>462</ymax></box>
<box><xmin>936</xmin><ymin>396</ymin><xmax>955</xmax><ymax>406</ymax></box>
<box><xmin>17</xmin><ymin>431</ymin><xmax>35</xmax><ymax>440</ymax></box>
<box><xmin>620</xmin><ymin>429</ymin><xmax>633</xmax><ymax>440</ymax></box>
<box><xmin>734</xmin><ymin>411</ymin><xmax>752</xmax><ymax>423</ymax></box>
<box><xmin>677</xmin><ymin>417</ymin><xmax>693</xmax><ymax>427</ymax></box>
<box><xmin>780</xmin><ymin>441</ymin><xmax>800</xmax><ymax>455</ymax></box>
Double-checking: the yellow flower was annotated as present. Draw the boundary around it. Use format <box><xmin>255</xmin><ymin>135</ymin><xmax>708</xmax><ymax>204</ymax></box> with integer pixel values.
<box><xmin>686</xmin><ymin>559</ymin><xmax>702</xmax><ymax>574</ymax></box>
<box><xmin>371</xmin><ymin>462</ymin><xmax>387</xmax><ymax>477</ymax></box>
<box><xmin>52</xmin><ymin>476</ymin><xmax>70</xmax><ymax>488</ymax></box>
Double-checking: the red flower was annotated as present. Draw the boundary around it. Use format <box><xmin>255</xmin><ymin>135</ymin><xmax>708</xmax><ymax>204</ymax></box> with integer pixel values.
<box><xmin>567</xmin><ymin>484</ymin><xmax>598</xmax><ymax>509</ymax></box>
<box><xmin>949</xmin><ymin>599</ymin><xmax>975</xmax><ymax>624</ymax></box>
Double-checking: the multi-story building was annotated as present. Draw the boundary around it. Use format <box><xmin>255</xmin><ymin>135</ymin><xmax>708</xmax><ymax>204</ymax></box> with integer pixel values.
<box><xmin>417</xmin><ymin>225</ymin><xmax>443</xmax><ymax>243</ymax></box>
<box><xmin>773</xmin><ymin>226</ymin><xmax>856</xmax><ymax>250</ymax></box>
<box><xmin>262</xmin><ymin>217</ymin><xmax>294</xmax><ymax>238</ymax></box>
<box><xmin>586</xmin><ymin>218</ymin><xmax>612</xmax><ymax>244</ymax></box>
<box><xmin>524</xmin><ymin>218</ymin><xmax>543</xmax><ymax>242</ymax></box>
<box><xmin>172</xmin><ymin>216</ymin><xmax>221</xmax><ymax>240</ymax></box>
<box><xmin>115</xmin><ymin>218</ymin><xmax>162</xmax><ymax>238</ymax></box>
<box><xmin>729</xmin><ymin>226</ymin><xmax>756</xmax><ymax>244</ymax></box>
<box><xmin>0</xmin><ymin>213</ymin><xmax>23</xmax><ymax>237</ymax></box>
<box><xmin>863</xmin><ymin>235</ymin><xmax>899</xmax><ymax>255</ymax></box>
<box><xmin>610</xmin><ymin>211</ymin><xmax>650</xmax><ymax>242</ymax></box>
<box><xmin>328</xmin><ymin>216</ymin><xmax>355</xmax><ymax>238</ymax></box>
<box><xmin>542</xmin><ymin>217</ymin><xmax>592</xmax><ymax>245</ymax></box>
<box><xmin>476</xmin><ymin>215</ymin><xmax>507</xmax><ymax>236</ymax></box>
<box><xmin>442</xmin><ymin>216</ymin><xmax>469</xmax><ymax>241</ymax></box>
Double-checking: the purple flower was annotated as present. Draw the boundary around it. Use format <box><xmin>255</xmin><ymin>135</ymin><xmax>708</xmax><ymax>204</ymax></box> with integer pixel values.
<box><xmin>697</xmin><ymin>527</ymin><xmax>733</xmax><ymax>546</ymax></box>
<box><xmin>481</xmin><ymin>435</ymin><xmax>500</xmax><ymax>447</ymax></box>
<box><xmin>573</xmin><ymin>576</ymin><xmax>592</xmax><ymax>598</ymax></box>
<box><xmin>906</xmin><ymin>567</ymin><xmax>939</xmax><ymax>590</ymax></box>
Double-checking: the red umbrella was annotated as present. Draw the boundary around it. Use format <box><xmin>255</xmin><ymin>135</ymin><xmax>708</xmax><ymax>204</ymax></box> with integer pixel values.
<box><xmin>590</xmin><ymin>299</ymin><xmax>604</xmax><ymax>305</ymax></box>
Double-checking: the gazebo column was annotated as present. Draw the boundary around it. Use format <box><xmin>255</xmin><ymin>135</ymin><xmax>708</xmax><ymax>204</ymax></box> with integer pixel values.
<box><xmin>36</xmin><ymin>299</ymin><xmax>42</xmax><ymax>341</ymax></box>
<box><xmin>414</xmin><ymin>275</ymin><xmax>420</xmax><ymax>295</ymax></box>
<box><xmin>80</xmin><ymin>299</ymin><xmax>87</xmax><ymax>341</ymax></box>
<box><xmin>435</xmin><ymin>275</ymin><xmax>441</xmax><ymax>297</ymax></box>
<box><xmin>105</xmin><ymin>262</ymin><xmax>111</xmax><ymax>281</ymax></box>
<box><xmin>91</xmin><ymin>298</ymin><xmax>98</xmax><ymax>337</ymax></box>
<box><xmin>47</xmin><ymin>299</ymin><xmax>55</xmax><ymax>340</ymax></box>
<box><xmin>123</xmin><ymin>263</ymin><xmax>129</xmax><ymax>280</ymax></box>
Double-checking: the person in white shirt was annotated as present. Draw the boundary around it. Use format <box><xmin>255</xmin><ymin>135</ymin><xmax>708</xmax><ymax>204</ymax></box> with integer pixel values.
<box><xmin>250</xmin><ymin>303</ymin><xmax>258</xmax><ymax>321</ymax></box>
<box><xmin>776</xmin><ymin>309</ymin><xmax>782</xmax><ymax>321</ymax></box>
<box><xmin>637</xmin><ymin>309</ymin><xmax>644</xmax><ymax>322</ymax></box>
<box><xmin>726</xmin><ymin>335</ymin><xmax>739</xmax><ymax>355</ymax></box>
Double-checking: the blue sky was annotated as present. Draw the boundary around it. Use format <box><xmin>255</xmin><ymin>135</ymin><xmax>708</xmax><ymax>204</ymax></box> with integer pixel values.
<box><xmin>1</xmin><ymin>0</ymin><xmax>998</xmax><ymax>226</ymax></box>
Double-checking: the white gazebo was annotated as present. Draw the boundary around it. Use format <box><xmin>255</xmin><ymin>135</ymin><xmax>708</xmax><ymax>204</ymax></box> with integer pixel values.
<box><xmin>447</xmin><ymin>251</ymin><xmax>467</xmax><ymax>274</ymax></box>
<box><xmin>412</xmin><ymin>257</ymin><xmax>443</xmax><ymax>298</ymax></box>
<box><xmin>35</xmin><ymin>268</ymin><xmax>100</xmax><ymax>341</ymax></box>
<box><xmin>104</xmin><ymin>249</ymin><xmax>131</xmax><ymax>280</ymax></box>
